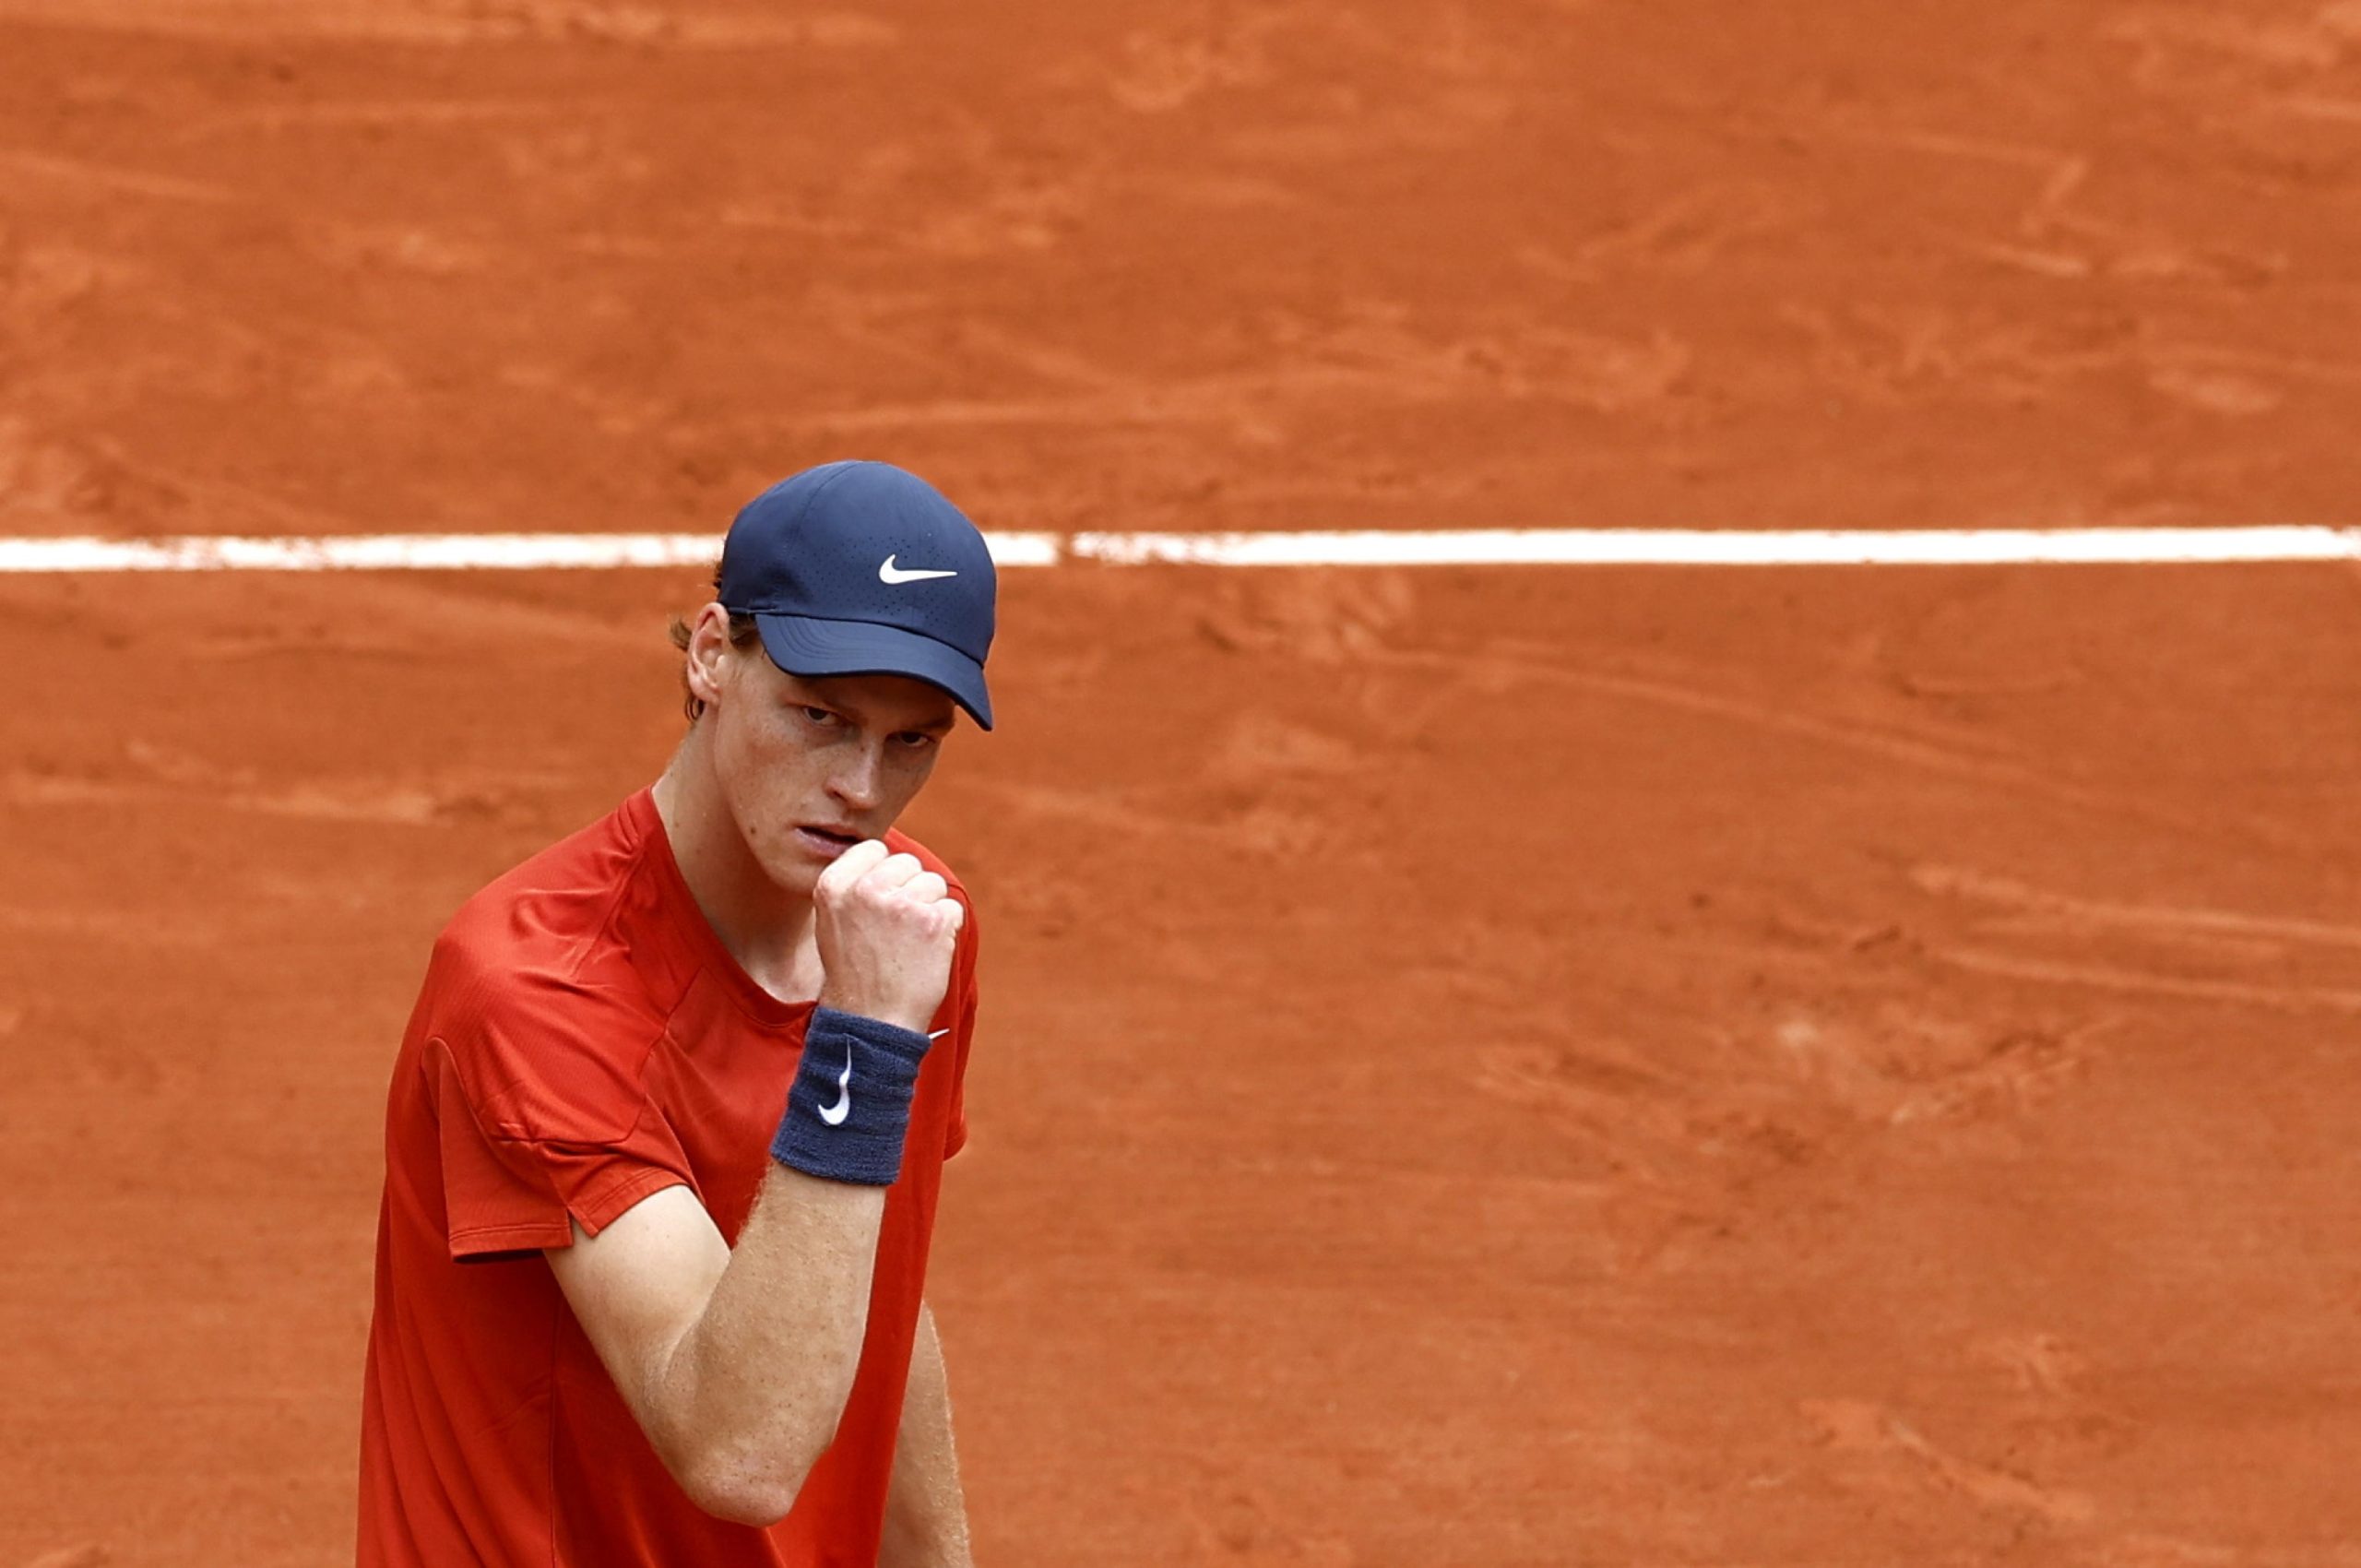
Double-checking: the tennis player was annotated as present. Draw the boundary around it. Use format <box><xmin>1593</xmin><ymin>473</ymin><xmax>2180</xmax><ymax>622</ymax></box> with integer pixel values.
<box><xmin>358</xmin><ymin>460</ymin><xmax>997</xmax><ymax>1566</ymax></box>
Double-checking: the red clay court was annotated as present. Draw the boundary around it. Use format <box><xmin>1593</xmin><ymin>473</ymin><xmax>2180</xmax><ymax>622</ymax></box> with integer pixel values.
<box><xmin>4</xmin><ymin>2</ymin><xmax>2360</xmax><ymax>1564</ymax></box>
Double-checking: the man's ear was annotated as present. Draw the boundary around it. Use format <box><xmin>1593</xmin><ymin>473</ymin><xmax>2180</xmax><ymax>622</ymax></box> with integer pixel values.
<box><xmin>683</xmin><ymin>603</ymin><xmax>735</xmax><ymax>713</ymax></box>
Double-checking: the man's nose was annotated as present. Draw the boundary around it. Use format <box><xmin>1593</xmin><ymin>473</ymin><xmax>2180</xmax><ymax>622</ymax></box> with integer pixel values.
<box><xmin>828</xmin><ymin>745</ymin><xmax>884</xmax><ymax>811</ymax></box>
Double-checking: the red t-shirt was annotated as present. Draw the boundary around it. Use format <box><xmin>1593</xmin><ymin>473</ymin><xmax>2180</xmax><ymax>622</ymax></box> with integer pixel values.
<box><xmin>358</xmin><ymin>787</ymin><xmax>976</xmax><ymax>1567</ymax></box>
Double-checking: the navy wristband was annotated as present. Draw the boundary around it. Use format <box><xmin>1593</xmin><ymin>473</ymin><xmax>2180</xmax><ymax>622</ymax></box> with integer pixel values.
<box><xmin>770</xmin><ymin>1007</ymin><xmax>933</xmax><ymax>1186</ymax></box>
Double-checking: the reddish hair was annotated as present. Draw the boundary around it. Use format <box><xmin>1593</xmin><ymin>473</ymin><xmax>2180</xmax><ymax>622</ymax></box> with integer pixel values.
<box><xmin>666</xmin><ymin>561</ymin><xmax>761</xmax><ymax>722</ymax></box>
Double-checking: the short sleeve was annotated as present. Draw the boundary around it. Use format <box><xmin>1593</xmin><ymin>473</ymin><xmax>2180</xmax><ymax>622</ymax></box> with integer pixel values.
<box><xmin>425</xmin><ymin>968</ymin><xmax>696</xmax><ymax>1260</ymax></box>
<box><xmin>941</xmin><ymin>905</ymin><xmax>979</xmax><ymax>1161</ymax></box>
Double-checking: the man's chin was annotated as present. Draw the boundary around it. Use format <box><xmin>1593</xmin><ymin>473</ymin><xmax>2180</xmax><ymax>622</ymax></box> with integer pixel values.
<box><xmin>758</xmin><ymin>853</ymin><xmax>826</xmax><ymax>898</ymax></box>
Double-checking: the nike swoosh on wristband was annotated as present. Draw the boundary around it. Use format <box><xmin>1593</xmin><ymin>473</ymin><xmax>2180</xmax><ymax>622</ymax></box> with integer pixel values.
<box><xmin>879</xmin><ymin>554</ymin><xmax>958</xmax><ymax>584</ymax></box>
<box><xmin>818</xmin><ymin>1048</ymin><xmax>854</xmax><ymax>1126</ymax></box>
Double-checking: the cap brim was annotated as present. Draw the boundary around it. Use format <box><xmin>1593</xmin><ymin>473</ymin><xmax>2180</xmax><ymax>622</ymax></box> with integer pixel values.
<box><xmin>753</xmin><ymin>613</ymin><xmax>993</xmax><ymax>731</ymax></box>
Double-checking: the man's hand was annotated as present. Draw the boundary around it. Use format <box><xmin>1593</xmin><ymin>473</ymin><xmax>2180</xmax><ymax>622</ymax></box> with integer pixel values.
<box><xmin>814</xmin><ymin>841</ymin><xmax>964</xmax><ymax>1034</ymax></box>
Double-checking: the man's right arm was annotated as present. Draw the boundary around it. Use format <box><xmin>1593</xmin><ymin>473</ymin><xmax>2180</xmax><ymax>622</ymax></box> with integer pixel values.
<box><xmin>544</xmin><ymin>839</ymin><xmax>965</xmax><ymax>1526</ymax></box>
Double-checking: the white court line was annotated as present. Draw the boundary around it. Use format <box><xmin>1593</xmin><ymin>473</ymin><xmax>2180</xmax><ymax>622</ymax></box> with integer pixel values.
<box><xmin>0</xmin><ymin>527</ymin><xmax>2355</xmax><ymax>573</ymax></box>
<box><xmin>1070</xmin><ymin>527</ymin><xmax>2361</xmax><ymax>566</ymax></box>
<box><xmin>0</xmin><ymin>533</ymin><xmax>1059</xmax><ymax>573</ymax></box>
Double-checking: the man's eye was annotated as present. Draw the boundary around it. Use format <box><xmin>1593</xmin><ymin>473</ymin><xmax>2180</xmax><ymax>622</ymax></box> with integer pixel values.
<box><xmin>895</xmin><ymin>731</ymin><xmax>940</xmax><ymax>750</ymax></box>
<box><xmin>801</xmin><ymin>707</ymin><xmax>838</xmax><ymax>726</ymax></box>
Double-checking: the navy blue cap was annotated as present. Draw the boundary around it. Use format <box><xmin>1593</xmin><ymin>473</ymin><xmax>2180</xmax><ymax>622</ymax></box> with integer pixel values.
<box><xmin>718</xmin><ymin>461</ymin><xmax>997</xmax><ymax>730</ymax></box>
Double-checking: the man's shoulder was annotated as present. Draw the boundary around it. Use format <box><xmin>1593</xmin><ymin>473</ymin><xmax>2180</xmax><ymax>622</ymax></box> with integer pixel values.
<box><xmin>880</xmin><ymin>826</ymin><xmax>971</xmax><ymax>903</ymax></box>
<box><xmin>421</xmin><ymin>798</ymin><xmax>666</xmax><ymax>1040</ymax></box>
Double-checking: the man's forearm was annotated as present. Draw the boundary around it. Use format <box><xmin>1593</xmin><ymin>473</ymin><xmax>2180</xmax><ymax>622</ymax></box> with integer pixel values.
<box><xmin>659</xmin><ymin>1003</ymin><xmax>946</xmax><ymax>1516</ymax></box>
<box><xmin>880</xmin><ymin>1302</ymin><xmax>974</xmax><ymax>1568</ymax></box>
<box><xmin>657</xmin><ymin>1167</ymin><xmax>888</xmax><ymax>1519</ymax></box>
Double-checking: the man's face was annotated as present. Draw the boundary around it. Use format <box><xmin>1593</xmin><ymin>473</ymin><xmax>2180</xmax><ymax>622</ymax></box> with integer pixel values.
<box><xmin>694</xmin><ymin>615</ymin><xmax>958</xmax><ymax>897</ymax></box>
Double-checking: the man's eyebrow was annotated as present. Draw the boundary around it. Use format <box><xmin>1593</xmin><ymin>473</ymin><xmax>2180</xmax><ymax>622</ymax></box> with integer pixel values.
<box><xmin>804</xmin><ymin>682</ymin><xmax>957</xmax><ymax>733</ymax></box>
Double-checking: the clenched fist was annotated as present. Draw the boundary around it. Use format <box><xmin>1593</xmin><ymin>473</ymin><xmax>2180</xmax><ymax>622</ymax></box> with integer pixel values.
<box><xmin>813</xmin><ymin>840</ymin><xmax>964</xmax><ymax>1035</ymax></box>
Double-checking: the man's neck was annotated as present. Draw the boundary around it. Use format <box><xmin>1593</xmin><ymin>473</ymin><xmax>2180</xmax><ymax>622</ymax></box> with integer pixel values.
<box><xmin>650</xmin><ymin>742</ymin><xmax>824</xmax><ymax>1004</ymax></box>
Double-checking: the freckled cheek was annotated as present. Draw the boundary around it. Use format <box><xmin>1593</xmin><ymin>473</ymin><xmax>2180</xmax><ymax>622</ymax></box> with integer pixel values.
<box><xmin>896</xmin><ymin>749</ymin><xmax>941</xmax><ymax>794</ymax></box>
<box><xmin>872</xmin><ymin>761</ymin><xmax>931</xmax><ymax>818</ymax></box>
<box><xmin>719</xmin><ymin>721</ymin><xmax>809</xmax><ymax>851</ymax></box>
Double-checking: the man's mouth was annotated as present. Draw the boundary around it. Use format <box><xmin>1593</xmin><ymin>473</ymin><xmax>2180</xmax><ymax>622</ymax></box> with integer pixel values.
<box><xmin>793</xmin><ymin>824</ymin><xmax>862</xmax><ymax>859</ymax></box>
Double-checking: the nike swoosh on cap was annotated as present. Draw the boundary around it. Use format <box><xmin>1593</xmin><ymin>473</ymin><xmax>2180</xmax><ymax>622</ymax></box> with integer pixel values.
<box><xmin>879</xmin><ymin>554</ymin><xmax>958</xmax><ymax>585</ymax></box>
